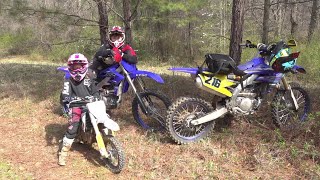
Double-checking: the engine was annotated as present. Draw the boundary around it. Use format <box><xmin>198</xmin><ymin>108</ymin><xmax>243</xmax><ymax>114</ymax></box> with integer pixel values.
<box><xmin>101</xmin><ymin>87</ymin><xmax>118</xmax><ymax>110</ymax></box>
<box><xmin>233</xmin><ymin>88</ymin><xmax>262</xmax><ymax>114</ymax></box>
<box><xmin>235</xmin><ymin>97</ymin><xmax>260</xmax><ymax>114</ymax></box>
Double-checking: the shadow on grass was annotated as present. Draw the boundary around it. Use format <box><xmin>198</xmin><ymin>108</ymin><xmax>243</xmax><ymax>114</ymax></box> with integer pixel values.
<box><xmin>0</xmin><ymin>63</ymin><xmax>64</xmax><ymax>102</ymax></box>
<box><xmin>71</xmin><ymin>143</ymin><xmax>109</xmax><ymax>168</ymax></box>
<box><xmin>44</xmin><ymin>123</ymin><xmax>66</xmax><ymax>146</ymax></box>
<box><xmin>44</xmin><ymin>122</ymin><xmax>119</xmax><ymax>168</ymax></box>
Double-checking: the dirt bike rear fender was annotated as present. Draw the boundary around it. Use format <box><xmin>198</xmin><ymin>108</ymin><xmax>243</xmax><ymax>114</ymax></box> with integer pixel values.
<box><xmin>168</xmin><ymin>67</ymin><xmax>198</xmax><ymax>74</ymax></box>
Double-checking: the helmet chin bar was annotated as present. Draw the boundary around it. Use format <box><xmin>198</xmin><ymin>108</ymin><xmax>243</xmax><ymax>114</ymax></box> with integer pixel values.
<box><xmin>74</xmin><ymin>75</ymin><xmax>81</xmax><ymax>81</ymax></box>
<box><xmin>112</xmin><ymin>40</ymin><xmax>123</xmax><ymax>48</ymax></box>
<box><xmin>71</xmin><ymin>70</ymin><xmax>87</xmax><ymax>82</ymax></box>
<box><xmin>109</xmin><ymin>34</ymin><xmax>125</xmax><ymax>48</ymax></box>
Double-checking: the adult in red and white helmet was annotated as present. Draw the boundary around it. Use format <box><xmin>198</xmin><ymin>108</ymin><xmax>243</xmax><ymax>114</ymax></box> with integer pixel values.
<box><xmin>90</xmin><ymin>26</ymin><xmax>137</xmax><ymax>78</ymax></box>
<box><xmin>108</xmin><ymin>26</ymin><xmax>126</xmax><ymax>48</ymax></box>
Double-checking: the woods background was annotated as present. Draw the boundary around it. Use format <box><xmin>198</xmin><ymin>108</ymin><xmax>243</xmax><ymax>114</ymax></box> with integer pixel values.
<box><xmin>0</xmin><ymin>0</ymin><xmax>319</xmax><ymax>65</ymax></box>
<box><xmin>1</xmin><ymin>1</ymin><xmax>320</xmax><ymax>179</ymax></box>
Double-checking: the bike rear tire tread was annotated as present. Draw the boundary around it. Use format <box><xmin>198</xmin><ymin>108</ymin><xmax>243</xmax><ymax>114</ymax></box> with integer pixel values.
<box><xmin>166</xmin><ymin>97</ymin><xmax>215</xmax><ymax>145</ymax></box>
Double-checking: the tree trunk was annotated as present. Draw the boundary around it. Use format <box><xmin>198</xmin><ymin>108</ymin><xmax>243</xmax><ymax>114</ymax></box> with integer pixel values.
<box><xmin>290</xmin><ymin>3</ymin><xmax>298</xmax><ymax>37</ymax></box>
<box><xmin>308</xmin><ymin>0</ymin><xmax>319</xmax><ymax>43</ymax></box>
<box><xmin>95</xmin><ymin>0</ymin><xmax>108</xmax><ymax>45</ymax></box>
<box><xmin>229</xmin><ymin>0</ymin><xmax>247</xmax><ymax>64</ymax></box>
<box><xmin>123</xmin><ymin>0</ymin><xmax>133</xmax><ymax>45</ymax></box>
<box><xmin>262</xmin><ymin>0</ymin><xmax>270</xmax><ymax>43</ymax></box>
<box><xmin>187</xmin><ymin>21</ymin><xmax>194</xmax><ymax>62</ymax></box>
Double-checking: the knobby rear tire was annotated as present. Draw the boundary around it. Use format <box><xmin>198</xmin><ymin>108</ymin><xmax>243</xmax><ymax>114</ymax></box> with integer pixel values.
<box><xmin>166</xmin><ymin>97</ymin><xmax>215</xmax><ymax>144</ymax></box>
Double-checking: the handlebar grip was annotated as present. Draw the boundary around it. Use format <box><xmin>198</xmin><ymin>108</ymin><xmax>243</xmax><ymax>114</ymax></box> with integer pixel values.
<box><xmin>240</xmin><ymin>42</ymin><xmax>257</xmax><ymax>48</ymax></box>
<box><xmin>257</xmin><ymin>43</ymin><xmax>266</xmax><ymax>50</ymax></box>
<box><xmin>248</xmin><ymin>44</ymin><xmax>257</xmax><ymax>48</ymax></box>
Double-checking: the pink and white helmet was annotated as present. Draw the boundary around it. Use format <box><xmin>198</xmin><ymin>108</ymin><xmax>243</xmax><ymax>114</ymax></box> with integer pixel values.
<box><xmin>67</xmin><ymin>53</ymin><xmax>88</xmax><ymax>82</ymax></box>
<box><xmin>108</xmin><ymin>26</ymin><xmax>125</xmax><ymax>48</ymax></box>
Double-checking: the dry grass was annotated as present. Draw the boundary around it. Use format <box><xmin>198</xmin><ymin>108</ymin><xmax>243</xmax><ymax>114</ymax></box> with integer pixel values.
<box><xmin>1</xmin><ymin>56</ymin><xmax>320</xmax><ymax>179</ymax></box>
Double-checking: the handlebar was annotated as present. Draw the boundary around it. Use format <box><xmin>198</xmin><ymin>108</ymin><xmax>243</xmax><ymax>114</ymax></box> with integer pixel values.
<box><xmin>68</xmin><ymin>96</ymin><xmax>97</xmax><ymax>105</ymax></box>
<box><xmin>239</xmin><ymin>40</ymin><xmax>257</xmax><ymax>48</ymax></box>
<box><xmin>240</xmin><ymin>40</ymin><xmax>277</xmax><ymax>56</ymax></box>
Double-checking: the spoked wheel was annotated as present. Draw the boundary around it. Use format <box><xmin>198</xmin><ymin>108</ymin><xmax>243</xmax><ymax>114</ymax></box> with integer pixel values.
<box><xmin>166</xmin><ymin>97</ymin><xmax>215</xmax><ymax>144</ymax></box>
<box><xmin>271</xmin><ymin>83</ymin><xmax>311</xmax><ymax>130</ymax></box>
<box><xmin>102</xmin><ymin>135</ymin><xmax>125</xmax><ymax>174</ymax></box>
<box><xmin>132</xmin><ymin>90</ymin><xmax>171</xmax><ymax>131</ymax></box>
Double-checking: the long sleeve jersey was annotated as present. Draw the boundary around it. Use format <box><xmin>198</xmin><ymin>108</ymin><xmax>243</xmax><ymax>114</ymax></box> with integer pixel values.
<box><xmin>61</xmin><ymin>75</ymin><xmax>99</xmax><ymax>103</ymax></box>
<box><xmin>89</xmin><ymin>43</ymin><xmax>137</xmax><ymax>75</ymax></box>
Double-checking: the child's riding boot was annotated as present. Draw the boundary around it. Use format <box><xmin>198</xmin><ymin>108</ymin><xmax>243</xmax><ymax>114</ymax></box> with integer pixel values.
<box><xmin>58</xmin><ymin>136</ymin><xmax>74</xmax><ymax>166</ymax></box>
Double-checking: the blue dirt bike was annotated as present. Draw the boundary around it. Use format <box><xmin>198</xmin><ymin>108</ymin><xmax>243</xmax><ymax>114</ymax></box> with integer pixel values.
<box><xmin>166</xmin><ymin>39</ymin><xmax>311</xmax><ymax>144</ymax></box>
<box><xmin>58</xmin><ymin>60</ymin><xmax>171</xmax><ymax>130</ymax></box>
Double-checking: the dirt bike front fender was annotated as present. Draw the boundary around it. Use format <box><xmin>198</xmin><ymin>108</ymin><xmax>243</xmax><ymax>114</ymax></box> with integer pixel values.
<box><xmin>86</xmin><ymin>101</ymin><xmax>120</xmax><ymax>132</ymax></box>
<box><xmin>292</xmin><ymin>65</ymin><xmax>306</xmax><ymax>74</ymax></box>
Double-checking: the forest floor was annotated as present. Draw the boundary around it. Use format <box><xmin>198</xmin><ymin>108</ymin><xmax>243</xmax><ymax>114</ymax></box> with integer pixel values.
<box><xmin>1</xmin><ymin>56</ymin><xmax>320</xmax><ymax>179</ymax></box>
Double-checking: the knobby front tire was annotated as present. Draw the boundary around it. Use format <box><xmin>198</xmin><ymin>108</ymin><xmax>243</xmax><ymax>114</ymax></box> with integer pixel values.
<box><xmin>271</xmin><ymin>83</ymin><xmax>311</xmax><ymax>130</ymax></box>
<box><xmin>102</xmin><ymin>135</ymin><xmax>125</xmax><ymax>174</ymax></box>
<box><xmin>132</xmin><ymin>90</ymin><xmax>171</xmax><ymax>131</ymax></box>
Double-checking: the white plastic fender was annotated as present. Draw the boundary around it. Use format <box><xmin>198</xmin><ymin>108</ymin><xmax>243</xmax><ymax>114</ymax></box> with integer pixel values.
<box><xmin>86</xmin><ymin>100</ymin><xmax>120</xmax><ymax>131</ymax></box>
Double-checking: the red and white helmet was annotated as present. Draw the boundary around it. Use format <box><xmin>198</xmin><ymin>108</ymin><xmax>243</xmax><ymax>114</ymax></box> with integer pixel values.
<box><xmin>67</xmin><ymin>53</ymin><xmax>88</xmax><ymax>82</ymax></box>
<box><xmin>108</xmin><ymin>26</ymin><xmax>125</xmax><ymax>48</ymax></box>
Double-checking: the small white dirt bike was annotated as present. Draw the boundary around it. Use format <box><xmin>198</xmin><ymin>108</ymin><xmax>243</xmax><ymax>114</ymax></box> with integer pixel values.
<box><xmin>68</xmin><ymin>97</ymin><xmax>125</xmax><ymax>173</ymax></box>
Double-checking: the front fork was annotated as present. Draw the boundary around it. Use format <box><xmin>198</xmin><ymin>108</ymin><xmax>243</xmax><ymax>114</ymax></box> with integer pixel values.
<box><xmin>89</xmin><ymin>116</ymin><xmax>109</xmax><ymax>158</ymax></box>
<box><xmin>281</xmin><ymin>77</ymin><xmax>299</xmax><ymax>110</ymax></box>
<box><xmin>119</xmin><ymin>64</ymin><xmax>149</xmax><ymax>115</ymax></box>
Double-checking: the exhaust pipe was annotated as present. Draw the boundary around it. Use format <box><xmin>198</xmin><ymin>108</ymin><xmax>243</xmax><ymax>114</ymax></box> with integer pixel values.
<box><xmin>190</xmin><ymin>107</ymin><xmax>228</xmax><ymax>125</ymax></box>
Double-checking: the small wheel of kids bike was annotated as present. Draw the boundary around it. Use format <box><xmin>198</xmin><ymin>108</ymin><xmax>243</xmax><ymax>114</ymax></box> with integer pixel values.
<box><xmin>101</xmin><ymin>134</ymin><xmax>125</xmax><ymax>174</ymax></box>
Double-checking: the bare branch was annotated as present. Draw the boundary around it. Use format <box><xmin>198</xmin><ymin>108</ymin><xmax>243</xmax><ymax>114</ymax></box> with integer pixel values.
<box><xmin>3</xmin><ymin>6</ymin><xmax>99</xmax><ymax>24</ymax></box>
<box><xmin>50</xmin><ymin>37</ymin><xmax>100</xmax><ymax>46</ymax></box>
<box><xmin>247</xmin><ymin>0</ymin><xmax>313</xmax><ymax>10</ymax></box>
<box><xmin>104</xmin><ymin>2</ymin><xmax>125</xmax><ymax>22</ymax></box>
<box><xmin>129</xmin><ymin>0</ymin><xmax>142</xmax><ymax>21</ymax></box>
<box><xmin>270</xmin><ymin>0</ymin><xmax>313</xmax><ymax>6</ymax></box>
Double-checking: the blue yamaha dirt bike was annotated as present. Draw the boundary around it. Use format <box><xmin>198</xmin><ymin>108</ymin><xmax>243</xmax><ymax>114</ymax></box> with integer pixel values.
<box><xmin>166</xmin><ymin>39</ymin><xmax>311</xmax><ymax>144</ymax></box>
<box><xmin>58</xmin><ymin>60</ymin><xmax>171</xmax><ymax>130</ymax></box>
